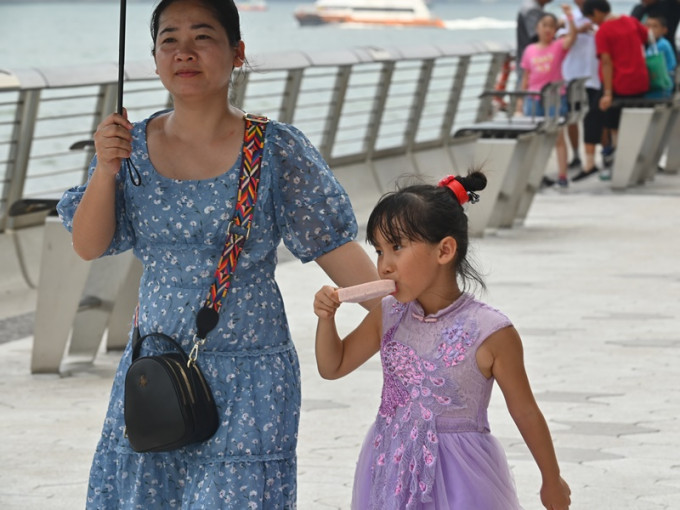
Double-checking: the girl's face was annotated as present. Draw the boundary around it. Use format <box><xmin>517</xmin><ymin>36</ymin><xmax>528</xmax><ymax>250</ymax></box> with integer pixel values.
<box><xmin>153</xmin><ymin>0</ymin><xmax>244</xmax><ymax>99</ymax></box>
<box><xmin>537</xmin><ymin>15</ymin><xmax>557</xmax><ymax>43</ymax></box>
<box><xmin>373</xmin><ymin>229</ymin><xmax>455</xmax><ymax>312</ymax></box>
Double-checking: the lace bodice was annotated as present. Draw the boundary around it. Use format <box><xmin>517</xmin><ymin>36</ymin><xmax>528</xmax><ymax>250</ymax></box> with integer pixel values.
<box><xmin>369</xmin><ymin>294</ymin><xmax>512</xmax><ymax>509</ymax></box>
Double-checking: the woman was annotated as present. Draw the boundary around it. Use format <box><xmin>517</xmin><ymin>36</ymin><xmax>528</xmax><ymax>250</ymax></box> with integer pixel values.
<box><xmin>57</xmin><ymin>0</ymin><xmax>379</xmax><ymax>507</ymax></box>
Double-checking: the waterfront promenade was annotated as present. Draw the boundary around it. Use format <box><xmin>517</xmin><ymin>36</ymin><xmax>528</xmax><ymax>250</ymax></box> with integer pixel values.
<box><xmin>0</xmin><ymin>167</ymin><xmax>679</xmax><ymax>509</ymax></box>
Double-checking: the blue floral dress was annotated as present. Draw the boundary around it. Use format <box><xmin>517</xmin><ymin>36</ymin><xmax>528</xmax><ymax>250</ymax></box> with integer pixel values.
<box><xmin>57</xmin><ymin>112</ymin><xmax>358</xmax><ymax>509</ymax></box>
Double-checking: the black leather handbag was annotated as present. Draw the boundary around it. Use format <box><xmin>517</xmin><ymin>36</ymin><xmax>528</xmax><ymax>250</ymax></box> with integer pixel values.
<box><xmin>124</xmin><ymin>329</ymin><xmax>219</xmax><ymax>452</ymax></box>
<box><xmin>123</xmin><ymin>114</ymin><xmax>268</xmax><ymax>453</ymax></box>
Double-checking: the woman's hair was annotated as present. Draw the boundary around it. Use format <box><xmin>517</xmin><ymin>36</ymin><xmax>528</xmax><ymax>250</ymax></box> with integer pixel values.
<box><xmin>150</xmin><ymin>0</ymin><xmax>242</xmax><ymax>55</ymax></box>
<box><xmin>366</xmin><ymin>171</ymin><xmax>487</xmax><ymax>291</ymax></box>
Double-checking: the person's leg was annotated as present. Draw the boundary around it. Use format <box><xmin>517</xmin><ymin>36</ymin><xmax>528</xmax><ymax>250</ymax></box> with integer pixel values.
<box><xmin>600</xmin><ymin>103</ymin><xmax>622</xmax><ymax>180</ymax></box>
<box><xmin>567</xmin><ymin>124</ymin><xmax>581</xmax><ymax>168</ymax></box>
<box><xmin>573</xmin><ymin>88</ymin><xmax>603</xmax><ymax>181</ymax></box>
<box><xmin>556</xmin><ymin>127</ymin><xmax>569</xmax><ymax>186</ymax></box>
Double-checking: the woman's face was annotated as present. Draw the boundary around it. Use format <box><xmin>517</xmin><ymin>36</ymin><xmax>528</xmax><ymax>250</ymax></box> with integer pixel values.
<box><xmin>153</xmin><ymin>0</ymin><xmax>244</xmax><ymax>99</ymax></box>
<box><xmin>537</xmin><ymin>15</ymin><xmax>557</xmax><ymax>43</ymax></box>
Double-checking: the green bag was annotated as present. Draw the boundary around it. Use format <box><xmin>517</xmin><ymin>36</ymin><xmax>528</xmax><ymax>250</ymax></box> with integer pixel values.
<box><xmin>646</xmin><ymin>39</ymin><xmax>672</xmax><ymax>92</ymax></box>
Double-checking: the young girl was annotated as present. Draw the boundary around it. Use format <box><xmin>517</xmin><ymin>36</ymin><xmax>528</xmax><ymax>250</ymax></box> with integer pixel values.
<box><xmin>313</xmin><ymin>172</ymin><xmax>571</xmax><ymax>509</ymax></box>
<box><xmin>519</xmin><ymin>5</ymin><xmax>577</xmax><ymax>188</ymax></box>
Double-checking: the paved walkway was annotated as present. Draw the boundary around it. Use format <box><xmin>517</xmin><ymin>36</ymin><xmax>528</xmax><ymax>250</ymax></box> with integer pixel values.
<box><xmin>1</xmin><ymin>169</ymin><xmax>679</xmax><ymax>509</ymax></box>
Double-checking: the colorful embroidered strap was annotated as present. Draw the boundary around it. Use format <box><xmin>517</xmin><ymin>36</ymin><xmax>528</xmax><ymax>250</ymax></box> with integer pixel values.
<box><xmin>203</xmin><ymin>114</ymin><xmax>268</xmax><ymax>315</ymax></box>
<box><xmin>135</xmin><ymin>113</ymin><xmax>268</xmax><ymax>366</ymax></box>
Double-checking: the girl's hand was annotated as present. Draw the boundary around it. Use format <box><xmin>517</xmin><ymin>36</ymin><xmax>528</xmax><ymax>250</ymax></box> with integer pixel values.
<box><xmin>314</xmin><ymin>285</ymin><xmax>341</xmax><ymax>319</ymax></box>
<box><xmin>561</xmin><ymin>4</ymin><xmax>572</xmax><ymax>16</ymax></box>
<box><xmin>540</xmin><ymin>476</ymin><xmax>571</xmax><ymax>509</ymax></box>
<box><xmin>93</xmin><ymin>109</ymin><xmax>133</xmax><ymax>176</ymax></box>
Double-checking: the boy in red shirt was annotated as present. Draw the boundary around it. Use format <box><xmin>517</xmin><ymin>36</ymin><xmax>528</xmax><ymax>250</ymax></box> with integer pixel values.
<box><xmin>583</xmin><ymin>0</ymin><xmax>649</xmax><ymax>178</ymax></box>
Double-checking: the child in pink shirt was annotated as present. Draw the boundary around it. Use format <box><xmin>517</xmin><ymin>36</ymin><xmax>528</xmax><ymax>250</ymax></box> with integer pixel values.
<box><xmin>519</xmin><ymin>5</ymin><xmax>577</xmax><ymax>188</ymax></box>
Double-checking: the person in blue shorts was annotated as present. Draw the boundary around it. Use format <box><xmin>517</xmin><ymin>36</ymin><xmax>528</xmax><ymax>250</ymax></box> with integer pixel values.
<box><xmin>518</xmin><ymin>6</ymin><xmax>577</xmax><ymax>188</ymax></box>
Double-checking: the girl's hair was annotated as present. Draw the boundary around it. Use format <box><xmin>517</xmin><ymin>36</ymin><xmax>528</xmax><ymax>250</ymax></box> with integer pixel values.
<box><xmin>537</xmin><ymin>12</ymin><xmax>558</xmax><ymax>26</ymax></box>
<box><xmin>366</xmin><ymin>171</ymin><xmax>487</xmax><ymax>291</ymax></box>
<box><xmin>150</xmin><ymin>0</ymin><xmax>242</xmax><ymax>55</ymax></box>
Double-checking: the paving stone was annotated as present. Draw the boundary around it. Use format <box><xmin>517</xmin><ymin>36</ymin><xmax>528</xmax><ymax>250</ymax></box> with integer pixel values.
<box><xmin>1</xmin><ymin>172</ymin><xmax>680</xmax><ymax>509</ymax></box>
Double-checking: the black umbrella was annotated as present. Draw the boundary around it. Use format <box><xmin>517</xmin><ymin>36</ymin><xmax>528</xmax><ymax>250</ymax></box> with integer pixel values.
<box><xmin>70</xmin><ymin>0</ymin><xmax>140</xmax><ymax>184</ymax></box>
<box><xmin>117</xmin><ymin>0</ymin><xmax>142</xmax><ymax>185</ymax></box>
<box><xmin>117</xmin><ymin>0</ymin><xmax>127</xmax><ymax>117</ymax></box>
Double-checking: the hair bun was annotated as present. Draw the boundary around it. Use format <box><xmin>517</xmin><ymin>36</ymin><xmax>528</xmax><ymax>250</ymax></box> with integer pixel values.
<box><xmin>456</xmin><ymin>171</ymin><xmax>487</xmax><ymax>193</ymax></box>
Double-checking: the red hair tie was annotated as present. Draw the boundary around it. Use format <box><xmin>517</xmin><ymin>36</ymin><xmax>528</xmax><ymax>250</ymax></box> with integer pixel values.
<box><xmin>438</xmin><ymin>175</ymin><xmax>469</xmax><ymax>205</ymax></box>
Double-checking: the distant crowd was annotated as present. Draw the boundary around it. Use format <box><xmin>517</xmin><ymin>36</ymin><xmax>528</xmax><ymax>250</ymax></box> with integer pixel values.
<box><xmin>515</xmin><ymin>0</ymin><xmax>678</xmax><ymax>187</ymax></box>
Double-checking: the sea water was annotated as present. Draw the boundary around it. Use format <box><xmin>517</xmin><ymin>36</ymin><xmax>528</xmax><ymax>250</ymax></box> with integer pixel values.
<box><xmin>0</xmin><ymin>0</ymin><xmax>639</xmax><ymax>72</ymax></box>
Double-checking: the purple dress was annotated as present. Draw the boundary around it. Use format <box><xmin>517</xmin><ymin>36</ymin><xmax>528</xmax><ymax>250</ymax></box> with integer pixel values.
<box><xmin>352</xmin><ymin>294</ymin><xmax>522</xmax><ymax>509</ymax></box>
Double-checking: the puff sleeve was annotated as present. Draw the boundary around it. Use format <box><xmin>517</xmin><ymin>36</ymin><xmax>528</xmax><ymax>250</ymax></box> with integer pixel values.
<box><xmin>267</xmin><ymin>122</ymin><xmax>358</xmax><ymax>263</ymax></box>
<box><xmin>56</xmin><ymin>155</ymin><xmax>135</xmax><ymax>256</ymax></box>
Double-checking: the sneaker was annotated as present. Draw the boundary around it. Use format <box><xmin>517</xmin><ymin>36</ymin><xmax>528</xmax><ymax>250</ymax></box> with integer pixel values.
<box><xmin>557</xmin><ymin>176</ymin><xmax>569</xmax><ymax>188</ymax></box>
<box><xmin>602</xmin><ymin>146</ymin><xmax>615</xmax><ymax>168</ymax></box>
<box><xmin>572</xmin><ymin>166</ymin><xmax>600</xmax><ymax>182</ymax></box>
<box><xmin>599</xmin><ymin>168</ymin><xmax>612</xmax><ymax>181</ymax></box>
<box><xmin>568</xmin><ymin>157</ymin><xmax>582</xmax><ymax>170</ymax></box>
<box><xmin>541</xmin><ymin>176</ymin><xmax>556</xmax><ymax>188</ymax></box>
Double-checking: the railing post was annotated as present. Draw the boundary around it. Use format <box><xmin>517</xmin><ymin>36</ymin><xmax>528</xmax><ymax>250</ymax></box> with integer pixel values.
<box><xmin>475</xmin><ymin>52</ymin><xmax>508</xmax><ymax>123</ymax></box>
<box><xmin>76</xmin><ymin>83</ymin><xmax>118</xmax><ymax>182</ymax></box>
<box><xmin>230</xmin><ymin>71</ymin><xmax>250</xmax><ymax>110</ymax></box>
<box><xmin>440</xmin><ymin>55</ymin><xmax>470</xmax><ymax>141</ymax></box>
<box><xmin>1</xmin><ymin>89</ymin><xmax>41</xmax><ymax>230</ymax></box>
<box><xmin>318</xmin><ymin>64</ymin><xmax>352</xmax><ymax>161</ymax></box>
<box><xmin>364</xmin><ymin>61</ymin><xmax>395</xmax><ymax>158</ymax></box>
<box><xmin>404</xmin><ymin>59</ymin><xmax>435</xmax><ymax>151</ymax></box>
<box><xmin>279</xmin><ymin>68</ymin><xmax>304</xmax><ymax>124</ymax></box>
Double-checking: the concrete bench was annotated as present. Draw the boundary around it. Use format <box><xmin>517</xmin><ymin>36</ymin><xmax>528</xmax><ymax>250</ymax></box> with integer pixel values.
<box><xmin>610</xmin><ymin>97</ymin><xmax>675</xmax><ymax>190</ymax></box>
<box><xmin>8</xmin><ymin>198</ymin><xmax>142</xmax><ymax>375</ymax></box>
<box><xmin>653</xmin><ymin>70</ymin><xmax>680</xmax><ymax>175</ymax></box>
<box><xmin>451</xmin><ymin>81</ymin><xmax>566</xmax><ymax>236</ymax></box>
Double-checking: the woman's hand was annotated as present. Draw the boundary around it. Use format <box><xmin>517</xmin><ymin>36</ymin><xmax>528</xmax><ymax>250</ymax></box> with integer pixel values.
<box><xmin>93</xmin><ymin>109</ymin><xmax>133</xmax><ymax>176</ymax></box>
<box><xmin>540</xmin><ymin>476</ymin><xmax>571</xmax><ymax>510</ymax></box>
<box><xmin>313</xmin><ymin>285</ymin><xmax>340</xmax><ymax>319</ymax></box>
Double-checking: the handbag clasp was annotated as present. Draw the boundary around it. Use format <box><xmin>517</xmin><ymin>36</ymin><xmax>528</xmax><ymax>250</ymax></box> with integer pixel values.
<box><xmin>188</xmin><ymin>335</ymin><xmax>207</xmax><ymax>367</ymax></box>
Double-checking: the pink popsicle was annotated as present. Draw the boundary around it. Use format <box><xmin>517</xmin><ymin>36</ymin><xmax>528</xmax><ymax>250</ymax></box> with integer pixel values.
<box><xmin>337</xmin><ymin>280</ymin><xmax>396</xmax><ymax>303</ymax></box>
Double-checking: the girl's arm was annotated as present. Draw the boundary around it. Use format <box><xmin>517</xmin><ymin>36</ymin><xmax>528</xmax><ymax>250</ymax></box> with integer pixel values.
<box><xmin>71</xmin><ymin>111</ymin><xmax>133</xmax><ymax>260</ymax></box>
<box><xmin>480</xmin><ymin>327</ymin><xmax>571</xmax><ymax>510</ymax></box>
<box><xmin>314</xmin><ymin>286</ymin><xmax>382</xmax><ymax>379</ymax></box>
<box><xmin>316</xmin><ymin>241</ymin><xmax>380</xmax><ymax>310</ymax></box>
<box><xmin>560</xmin><ymin>5</ymin><xmax>577</xmax><ymax>50</ymax></box>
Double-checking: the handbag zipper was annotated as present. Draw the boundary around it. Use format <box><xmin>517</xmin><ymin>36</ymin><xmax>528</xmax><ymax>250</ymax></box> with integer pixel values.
<box><xmin>169</xmin><ymin>358</ymin><xmax>195</xmax><ymax>404</ymax></box>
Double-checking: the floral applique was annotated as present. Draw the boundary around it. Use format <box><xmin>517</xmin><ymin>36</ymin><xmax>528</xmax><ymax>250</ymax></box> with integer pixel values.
<box><xmin>436</xmin><ymin>316</ymin><xmax>480</xmax><ymax>368</ymax></box>
<box><xmin>371</xmin><ymin>304</ymin><xmax>465</xmax><ymax>509</ymax></box>
<box><xmin>389</xmin><ymin>301</ymin><xmax>408</xmax><ymax>316</ymax></box>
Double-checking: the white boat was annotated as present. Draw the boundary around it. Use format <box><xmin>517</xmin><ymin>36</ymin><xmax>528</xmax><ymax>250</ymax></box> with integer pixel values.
<box><xmin>294</xmin><ymin>0</ymin><xmax>444</xmax><ymax>28</ymax></box>
<box><xmin>236</xmin><ymin>0</ymin><xmax>268</xmax><ymax>12</ymax></box>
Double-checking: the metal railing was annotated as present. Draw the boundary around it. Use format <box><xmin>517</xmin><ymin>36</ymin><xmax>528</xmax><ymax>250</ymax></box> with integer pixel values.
<box><xmin>0</xmin><ymin>41</ymin><xmax>512</xmax><ymax>231</ymax></box>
